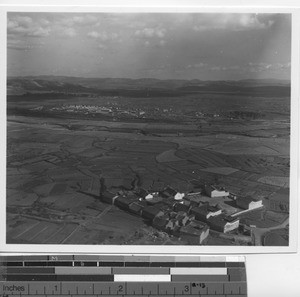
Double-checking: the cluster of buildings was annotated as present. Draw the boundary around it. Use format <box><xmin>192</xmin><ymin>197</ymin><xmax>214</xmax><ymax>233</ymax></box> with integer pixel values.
<box><xmin>32</xmin><ymin>104</ymin><xmax>113</xmax><ymax>114</ymax></box>
<box><xmin>49</xmin><ymin>104</ymin><xmax>113</xmax><ymax>114</ymax></box>
<box><xmin>33</xmin><ymin>103</ymin><xmax>151</xmax><ymax>119</ymax></box>
<box><xmin>100</xmin><ymin>183</ymin><xmax>264</xmax><ymax>245</ymax></box>
<box><xmin>32</xmin><ymin>101</ymin><xmax>199</xmax><ymax>122</ymax></box>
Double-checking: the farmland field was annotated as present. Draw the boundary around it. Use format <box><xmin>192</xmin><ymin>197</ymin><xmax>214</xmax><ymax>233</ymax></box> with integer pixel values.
<box><xmin>6</xmin><ymin>77</ymin><xmax>290</xmax><ymax>245</ymax></box>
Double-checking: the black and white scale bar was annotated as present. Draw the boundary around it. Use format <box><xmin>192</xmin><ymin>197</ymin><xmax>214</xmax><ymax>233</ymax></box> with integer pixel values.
<box><xmin>0</xmin><ymin>281</ymin><xmax>248</xmax><ymax>295</ymax></box>
<box><xmin>1</xmin><ymin>261</ymin><xmax>245</xmax><ymax>268</ymax></box>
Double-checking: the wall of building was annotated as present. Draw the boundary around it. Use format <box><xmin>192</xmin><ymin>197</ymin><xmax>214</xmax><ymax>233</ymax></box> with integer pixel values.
<box><xmin>224</xmin><ymin>220</ymin><xmax>239</xmax><ymax>233</ymax></box>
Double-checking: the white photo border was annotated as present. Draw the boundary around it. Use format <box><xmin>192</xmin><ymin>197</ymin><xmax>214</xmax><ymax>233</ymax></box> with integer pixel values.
<box><xmin>0</xmin><ymin>4</ymin><xmax>299</xmax><ymax>254</ymax></box>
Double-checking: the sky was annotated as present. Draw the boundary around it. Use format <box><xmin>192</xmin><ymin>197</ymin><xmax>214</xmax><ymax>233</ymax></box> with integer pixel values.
<box><xmin>7</xmin><ymin>12</ymin><xmax>291</xmax><ymax>80</ymax></box>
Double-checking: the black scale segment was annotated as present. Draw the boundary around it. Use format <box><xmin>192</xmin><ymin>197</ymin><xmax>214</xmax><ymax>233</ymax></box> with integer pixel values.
<box><xmin>6</xmin><ymin>274</ymin><xmax>114</xmax><ymax>281</ymax></box>
<box><xmin>125</xmin><ymin>262</ymin><xmax>150</xmax><ymax>267</ymax></box>
<box><xmin>150</xmin><ymin>262</ymin><xmax>176</xmax><ymax>267</ymax></box>
<box><xmin>2</xmin><ymin>262</ymin><xmax>23</xmax><ymax>267</ymax></box>
<box><xmin>74</xmin><ymin>261</ymin><xmax>97</xmax><ymax>267</ymax></box>
<box><xmin>98</xmin><ymin>262</ymin><xmax>124</xmax><ymax>267</ymax></box>
<box><xmin>6</xmin><ymin>268</ymin><xmax>55</xmax><ymax>274</ymax></box>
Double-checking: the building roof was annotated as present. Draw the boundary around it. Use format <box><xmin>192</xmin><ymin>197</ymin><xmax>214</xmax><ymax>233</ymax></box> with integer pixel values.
<box><xmin>153</xmin><ymin>215</ymin><xmax>169</xmax><ymax>230</ymax></box>
<box><xmin>207</xmin><ymin>214</ymin><xmax>239</xmax><ymax>230</ymax></box>
<box><xmin>114</xmin><ymin>195</ymin><xmax>138</xmax><ymax>210</ymax></box>
<box><xmin>146</xmin><ymin>197</ymin><xmax>164</xmax><ymax>205</ymax></box>
<box><xmin>191</xmin><ymin>204</ymin><xmax>221</xmax><ymax>219</ymax></box>
<box><xmin>141</xmin><ymin>206</ymin><xmax>164</xmax><ymax>220</ymax></box>
<box><xmin>161</xmin><ymin>186</ymin><xmax>178</xmax><ymax>198</ymax></box>
<box><xmin>236</xmin><ymin>196</ymin><xmax>260</xmax><ymax>204</ymax></box>
<box><xmin>163</xmin><ymin>198</ymin><xmax>178</xmax><ymax>208</ymax></box>
<box><xmin>101</xmin><ymin>190</ymin><xmax>117</xmax><ymax>199</ymax></box>
<box><xmin>174</xmin><ymin>202</ymin><xmax>190</xmax><ymax>213</ymax></box>
<box><xmin>223</xmin><ymin>215</ymin><xmax>238</xmax><ymax>222</ymax></box>
<box><xmin>180</xmin><ymin>222</ymin><xmax>208</xmax><ymax>236</ymax></box>
<box><xmin>190</xmin><ymin>220</ymin><xmax>209</xmax><ymax>229</ymax></box>
<box><xmin>129</xmin><ymin>201</ymin><xmax>147</xmax><ymax>214</ymax></box>
<box><xmin>205</xmin><ymin>184</ymin><xmax>228</xmax><ymax>193</ymax></box>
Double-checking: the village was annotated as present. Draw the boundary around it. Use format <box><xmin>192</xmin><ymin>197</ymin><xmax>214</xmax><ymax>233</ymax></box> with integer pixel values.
<box><xmin>32</xmin><ymin>103</ymin><xmax>177</xmax><ymax>121</ymax></box>
<box><xmin>31</xmin><ymin>102</ymin><xmax>223</xmax><ymax>123</ymax></box>
<box><xmin>100</xmin><ymin>183</ymin><xmax>268</xmax><ymax>245</ymax></box>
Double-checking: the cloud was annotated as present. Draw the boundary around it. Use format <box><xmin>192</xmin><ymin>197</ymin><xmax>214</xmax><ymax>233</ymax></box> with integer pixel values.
<box><xmin>135</xmin><ymin>27</ymin><xmax>166</xmax><ymax>39</ymax></box>
<box><xmin>211</xmin><ymin>65</ymin><xmax>240</xmax><ymax>71</ymax></box>
<box><xmin>87</xmin><ymin>31</ymin><xmax>119</xmax><ymax>41</ymax></box>
<box><xmin>209</xmin><ymin>62</ymin><xmax>290</xmax><ymax>73</ymax></box>
<box><xmin>186</xmin><ymin>62</ymin><xmax>207</xmax><ymax>69</ymax></box>
<box><xmin>193</xmin><ymin>14</ymin><xmax>275</xmax><ymax>32</ymax></box>
<box><xmin>7</xmin><ymin>38</ymin><xmax>45</xmax><ymax>50</ymax></box>
<box><xmin>7</xmin><ymin>15</ymin><xmax>51</xmax><ymax>37</ymax></box>
<box><xmin>61</xmin><ymin>27</ymin><xmax>77</xmax><ymax>37</ymax></box>
<box><xmin>60</xmin><ymin>14</ymin><xmax>98</xmax><ymax>27</ymax></box>
<box><xmin>248</xmin><ymin>62</ymin><xmax>291</xmax><ymax>72</ymax></box>
<box><xmin>97</xmin><ymin>43</ymin><xmax>107</xmax><ymax>50</ymax></box>
<box><xmin>159</xmin><ymin>40</ymin><xmax>166</xmax><ymax>46</ymax></box>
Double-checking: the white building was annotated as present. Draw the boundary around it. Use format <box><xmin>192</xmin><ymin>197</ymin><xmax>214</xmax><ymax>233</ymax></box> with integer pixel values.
<box><xmin>236</xmin><ymin>196</ymin><xmax>263</xmax><ymax>210</ymax></box>
<box><xmin>174</xmin><ymin>192</ymin><xmax>185</xmax><ymax>200</ymax></box>
<box><xmin>205</xmin><ymin>185</ymin><xmax>229</xmax><ymax>198</ymax></box>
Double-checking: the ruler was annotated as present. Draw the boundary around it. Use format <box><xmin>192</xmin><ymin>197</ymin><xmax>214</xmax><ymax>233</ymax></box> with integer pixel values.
<box><xmin>0</xmin><ymin>255</ymin><xmax>247</xmax><ymax>296</ymax></box>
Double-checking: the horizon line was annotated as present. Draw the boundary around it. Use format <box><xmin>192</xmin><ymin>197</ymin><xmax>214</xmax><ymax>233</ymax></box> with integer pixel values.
<box><xmin>7</xmin><ymin>75</ymin><xmax>291</xmax><ymax>83</ymax></box>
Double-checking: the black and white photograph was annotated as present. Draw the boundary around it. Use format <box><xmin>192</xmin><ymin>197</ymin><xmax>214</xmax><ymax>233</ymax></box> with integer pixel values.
<box><xmin>5</xmin><ymin>11</ymin><xmax>294</xmax><ymax>248</ymax></box>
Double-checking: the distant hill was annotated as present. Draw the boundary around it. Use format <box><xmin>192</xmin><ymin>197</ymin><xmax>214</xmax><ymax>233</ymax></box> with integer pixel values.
<box><xmin>7</xmin><ymin>76</ymin><xmax>290</xmax><ymax>97</ymax></box>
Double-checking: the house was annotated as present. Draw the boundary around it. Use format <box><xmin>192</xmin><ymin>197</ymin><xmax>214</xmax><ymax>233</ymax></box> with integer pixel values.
<box><xmin>160</xmin><ymin>186</ymin><xmax>178</xmax><ymax>198</ymax></box>
<box><xmin>141</xmin><ymin>206</ymin><xmax>164</xmax><ymax>221</ymax></box>
<box><xmin>163</xmin><ymin>198</ymin><xmax>178</xmax><ymax>209</ymax></box>
<box><xmin>145</xmin><ymin>193</ymin><xmax>154</xmax><ymax>200</ymax></box>
<box><xmin>114</xmin><ymin>195</ymin><xmax>138</xmax><ymax>211</ymax></box>
<box><xmin>180</xmin><ymin>221</ymin><xmax>209</xmax><ymax>245</ymax></box>
<box><xmin>165</xmin><ymin>218</ymin><xmax>180</xmax><ymax>234</ymax></box>
<box><xmin>207</xmin><ymin>214</ymin><xmax>239</xmax><ymax>233</ymax></box>
<box><xmin>190</xmin><ymin>204</ymin><xmax>222</xmax><ymax>222</ymax></box>
<box><xmin>184</xmin><ymin>192</ymin><xmax>203</xmax><ymax>206</ymax></box>
<box><xmin>236</xmin><ymin>196</ymin><xmax>263</xmax><ymax>210</ymax></box>
<box><xmin>174</xmin><ymin>200</ymin><xmax>191</xmax><ymax>213</ymax></box>
<box><xmin>175</xmin><ymin>212</ymin><xmax>190</xmax><ymax>227</ymax></box>
<box><xmin>174</xmin><ymin>192</ymin><xmax>185</xmax><ymax>200</ymax></box>
<box><xmin>129</xmin><ymin>200</ymin><xmax>147</xmax><ymax>215</ymax></box>
<box><xmin>100</xmin><ymin>191</ymin><xmax>118</xmax><ymax>204</ymax></box>
<box><xmin>205</xmin><ymin>185</ymin><xmax>229</xmax><ymax>198</ymax></box>
<box><xmin>168</xmin><ymin>211</ymin><xmax>178</xmax><ymax>219</ymax></box>
<box><xmin>125</xmin><ymin>191</ymin><xmax>140</xmax><ymax>202</ymax></box>
<box><xmin>146</xmin><ymin>196</ymin><xmax>164</xmax><ymax>205</ymax></box>
<box><xmin>145</xmin><ymin>191</ymin><xmax>161</xmax><ymax>200</ymax></box>
<box><xmin>152</xmin><ymin>215</ymin><xmax>169</xmax><ymax>231</ymax></box>
<box><xmin>160</xmin><ymin>186</ymin><xmax>185</xmax><ymax>201</ymax></box>
<box><xmin>238</xmin><ymin>223</ymin><xmax>252</xmax><ymax>236</ymax></box>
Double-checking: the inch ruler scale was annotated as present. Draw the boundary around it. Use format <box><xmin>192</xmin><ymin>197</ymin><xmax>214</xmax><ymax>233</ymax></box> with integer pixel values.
<box><xmin>0</xmin><ymin>255</ymin><xmax>247</xmax><ymax>297</ymax></box>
